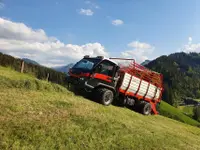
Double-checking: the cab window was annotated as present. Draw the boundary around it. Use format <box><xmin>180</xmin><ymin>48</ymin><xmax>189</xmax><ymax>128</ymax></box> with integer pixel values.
<box><xmin>95</xmin><ymin>60</ymin><xmax>115</xmax><ymax>77</ymax></box>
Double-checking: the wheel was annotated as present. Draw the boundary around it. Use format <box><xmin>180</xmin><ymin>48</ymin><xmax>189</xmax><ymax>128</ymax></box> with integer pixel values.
<box><xmin>141</xmin><ymin>102</ymin><xmax>152</xmax><ymax>115</ymax></box>
<box><xmin>95</xmin><ymin>88</ymin><xmax>114</xmax><ymax>106</ymax></box>
<box><xmin>67</xmin><ymin>83</ymin><xmax>74</xmax><ymax>91</ymax></box>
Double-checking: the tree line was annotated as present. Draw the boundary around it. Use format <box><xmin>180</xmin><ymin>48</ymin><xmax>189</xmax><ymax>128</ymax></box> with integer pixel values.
<box><xmin>0</xmin><ymin>52</ymin><xmax>67</xmax><ymax>86</ymax></box>
<box><xmin>146</xmin><ymin>52</ymin><xmax>200</xmax><ymax>107</ymax></box>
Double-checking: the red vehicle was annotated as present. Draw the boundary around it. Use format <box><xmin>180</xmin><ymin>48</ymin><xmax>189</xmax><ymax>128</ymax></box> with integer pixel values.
<box><xmin>66</xmin><ymin>55</ymin><xmax>163</xmax><ymax>115</ymax></box>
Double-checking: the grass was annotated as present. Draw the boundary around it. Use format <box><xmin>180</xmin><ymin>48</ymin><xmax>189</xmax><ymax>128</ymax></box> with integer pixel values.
<box><xmin>159</xmin><ymin>101</ymin><xmax>199</xmax><ymax>126</ymax></box>
<box><xmin>194</xmin><ymin>99</ymin><xmax>200</xmax><ymax>102</ymax></box>
<box><xmin>0</xmin><ymin>66</ymin><xmax>200</xmax><ymax>150</ymax></box>
<box><xmin>178</xmin><ymin>106</ymin><xmax>194</xmax><ymax>117</ymax></box>
<box><xmin>0</xmin><ymin>67</ymin><xmax>67</xmax><ymax>93</ymax></box>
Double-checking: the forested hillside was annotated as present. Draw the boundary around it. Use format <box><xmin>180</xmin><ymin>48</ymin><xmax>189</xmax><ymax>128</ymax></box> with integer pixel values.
<box><xmin>146</xmin><ymin>52</ymin><xmax>200</xmax><ymax>106</ymax></box>
<box><xmin>0</xmin><ymin>52</ymin><xmax>67</xmax><ymax>86</ymax></box>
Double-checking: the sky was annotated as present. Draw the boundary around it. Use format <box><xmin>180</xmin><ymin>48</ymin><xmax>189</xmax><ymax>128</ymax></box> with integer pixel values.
<box><xmin>0</xmin><ymin>0</ymin><xmax>200</xmax><ymax>67</ymax></box>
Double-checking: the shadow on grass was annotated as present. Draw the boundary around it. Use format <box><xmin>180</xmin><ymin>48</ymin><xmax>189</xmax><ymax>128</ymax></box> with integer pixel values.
<box><xmin>67</xmin><ymin>86</ymin><xmax>141</xmax><ymax>114</ymax></box>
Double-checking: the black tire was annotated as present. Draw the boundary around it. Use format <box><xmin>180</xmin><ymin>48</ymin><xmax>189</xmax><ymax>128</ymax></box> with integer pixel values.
<box><xmin>95</xmin><ymin>88</ymin><xmax>114</xmax><ymax>106</ymax></box>
<box><xmin>67</xmin><ymin>83</ymin><xmax>74</xmax><ymax>92</ymax></box>
<box><xmin>141</xmin><ymin>102</ymin><xmax>152</xmax><ymax>115</ymax></box>
<box><xmin>118</xmin><ymin>95</ymin><xmax>126</xmax><ymax>107</ymax></box>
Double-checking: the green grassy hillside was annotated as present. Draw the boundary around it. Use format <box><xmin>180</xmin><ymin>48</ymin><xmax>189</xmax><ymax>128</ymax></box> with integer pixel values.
<box><xmin>160</xmin><ymin>102</ymin><xmax>199</xmax><ymax>126</ymax></box>
<box><xmin>194</xmin><ymin>99</ymin><xmax>200</xmax><ymax>102</ymax></box>
<box><xmin>178</xmin><ymin>106</ymin><xmax>194</xmax><ymax>117</ymax></box>
<box><xmin>0</xmin><ymin>66</ymin><xmax>200</xmax><ymax>150</ymax></box>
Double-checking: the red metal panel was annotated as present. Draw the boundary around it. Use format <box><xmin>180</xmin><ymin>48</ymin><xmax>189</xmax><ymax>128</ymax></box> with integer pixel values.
<box><xmin>69</xmin><ymin>72</ymin><xmax>90</xmax><ymax>78</ymax></box>
<box><xmin>93</xmin><ymin>73</ymin><xmax>112</xmax><ymax>83</ymax></box>
<box><xmin>135</xmin><ymin>78</ymin><xmax>143</xmax><ymax>97</ymax></box>
<box><xmin>125</xmin><ymin>76</ymin><xmax>132</xmax><ymax>96</ymax></box>
<box><xmin>144</xmin><ymin>82</ymin><xmax>151</xmax><ymax>99</ymax></box>
<box><xmin>119</xmin><ymin>60</ymin><xmax>163</xmax><ymax>90</ymax></box>
<box><xmin>150</xmin><ymin>102</ymin><xmax>158</xmax><ymax>114</ymax></box>
<box><xmin>112</xmin><ymin>57</ymin><xmax>163</xmax><ymax>114</ymax></box>
<box><xmin>119</xmin><ymin>87</ymin><xmax>159</xmax><ymax>114</ymax></box>
<box><xmin>119</xmin><ymin>88</ymin><xmax>126</xmax><ymax>93</ymax></box>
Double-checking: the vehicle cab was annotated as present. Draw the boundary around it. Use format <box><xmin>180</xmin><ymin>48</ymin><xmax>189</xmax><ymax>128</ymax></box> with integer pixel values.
<box><xmin>66</xmin><ymin>55</ymin><xmax>120</xmax><ymax>92</ymax></box>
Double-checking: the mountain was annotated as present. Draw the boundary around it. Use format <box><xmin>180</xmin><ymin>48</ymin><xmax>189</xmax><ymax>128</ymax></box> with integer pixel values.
<box><xmin>53</xmin><ymin>63</ymin><xmax>74</xmax><ymax>73</ymax></box>
<box><xmin>22</xmin><ymin>58</ymin><xmax>40</xmax><ymax>65</ymax></box>
<box><xmin>141</xmin><ymin>60</ymin><xmax>151</xmax><ymax>66</ymax></box>
<box><xmin>145</xmin><ymin>52</ymin><xmax>200</xmax><ymax>106</ymax></box>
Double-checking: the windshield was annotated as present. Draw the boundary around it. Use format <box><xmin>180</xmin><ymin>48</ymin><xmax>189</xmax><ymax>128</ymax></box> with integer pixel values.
<box><xmin>73</xmin><ymin>58</ymin><xmax>101</xmax><ymax>70</ymax></box>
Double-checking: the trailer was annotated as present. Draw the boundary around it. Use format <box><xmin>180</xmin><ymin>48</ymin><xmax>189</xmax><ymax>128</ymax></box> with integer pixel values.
<box><xmin>66</xmin><ymin>55</ymin><xmax>163</xmax><ymax>115</ymax></box>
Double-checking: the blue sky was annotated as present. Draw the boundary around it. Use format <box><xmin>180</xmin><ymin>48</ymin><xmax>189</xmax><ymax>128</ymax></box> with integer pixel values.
<box><xmin>0</xmin><ymin>0</ymin><xmax>200</xmax><ymax>66</ymax></box>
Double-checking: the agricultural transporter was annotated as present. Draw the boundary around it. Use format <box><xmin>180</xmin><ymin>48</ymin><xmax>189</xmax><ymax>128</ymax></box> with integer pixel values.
<box><xmin>66</xmin><ymin>56</ymin><xmax>163</xmax><ymax>115</ymax></box>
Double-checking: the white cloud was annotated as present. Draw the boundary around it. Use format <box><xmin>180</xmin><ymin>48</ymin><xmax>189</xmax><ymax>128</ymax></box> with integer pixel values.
<box><xmin>85</xmin><ymin>1</ymin><xmax>99</xmax><ymax>9</ymax></box>
<box><xmin>41</xmin><ymin>63</ymin><xmax>67</xmax><ymax>68</ymax></box>
<box><xmin>23</xmin><ymin>53</ymin><xmax>37</xmax><ymax>57</ymax></box>
<box><xmin>121</xmin><ymin>41</ymin><xmax>155</xmax><ymax>63</ymax></box>
<box><xmin>112</xmin><ymin>19</ymin><xmax>124</xmax><ymax>26</ymax></box>
<box><xmin>0</xmin><ymin>17</ymin><xmax>108</xmax><ymax>67</ymax></box>
<box><xmin>128</xmin><ymin>41</ymin><xmax>154</xmax><ymax>49</ymax></box>
<box><xmin>181</xmin><ymin>37</ymin><xmax>200</xmax><ymax>53</ymax></box>
<box><xmin>188</xmin><ymin>37</ymin><xmax>192</xmax><ymax>44</ymax></box>
<box><xmin>0</xmin><ymin>18</ymin><xmax>49</xmax><ymax>42</ymax></box>
<box><xmin>183</xmin><ymin>44</ymin><xmax>200</xmax><ymax>53</ymax></box>
<box><xmin>79</xmin><ymin>9</ymin><xmax>94</xmax><ymax>16</ymax></box>
<box><xmin>49</xmin><ymin>59</ymin><xmax>65</xmax><ymax>63</ymax></box>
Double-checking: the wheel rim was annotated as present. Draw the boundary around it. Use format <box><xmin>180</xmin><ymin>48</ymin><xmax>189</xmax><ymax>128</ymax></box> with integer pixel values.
<box><xmin>104</xmin><ymin>92</ymin><xmax>112</xmax><ymax>104</ymax></box>
<box><xmin>144</xmin><ymin>105</ymin><xmax>151</xmax><ymax>115</ymax></box>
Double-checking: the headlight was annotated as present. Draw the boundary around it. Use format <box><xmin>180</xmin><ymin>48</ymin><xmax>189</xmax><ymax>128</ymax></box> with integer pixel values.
<box><xmin>80</xmin><ymin>77</ymin><xmax>84</xmax><ymax>81</ymax></box>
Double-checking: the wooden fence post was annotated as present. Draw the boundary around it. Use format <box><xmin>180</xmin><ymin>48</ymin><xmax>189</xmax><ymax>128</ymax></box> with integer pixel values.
<box><xmin>21</xmin><ymin>61</ymin><xmax>24</xmax><ymax>73</ymax></box>
<box><xmin>46</xmin><ymin>73</ymin><xmax>49</xmax><ymax>81</ymax></box>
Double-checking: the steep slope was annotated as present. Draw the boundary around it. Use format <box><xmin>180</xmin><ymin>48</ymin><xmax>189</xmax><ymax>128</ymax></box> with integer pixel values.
<box><xmin>0</xmin><ymin>66</ymin><xmax>200</xmax><ymax>150</ymax></box>
<box><xmin>178</xmin><ymin>106</ymin><xmax>194</xmax><ymax>117</ymax></box>
<box><xmin>146</xmin><ymin>52</ymin><xmax>200</xmax><ymax>106</ymax></box>
<box><xmin>159</xmin><ymin>102</ymin><xmax>199</xmax><ymax>126</ymax></box>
